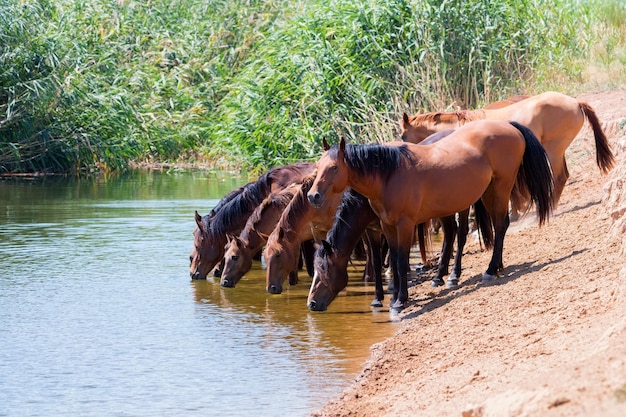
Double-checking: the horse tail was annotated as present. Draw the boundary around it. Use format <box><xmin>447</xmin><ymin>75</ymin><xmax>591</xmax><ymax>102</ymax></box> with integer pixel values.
<box><xmin>416</xmin><ymin>221</ymin><xmax>432</xmax><ymax>267</ymax></box>
<box><xmin>578</xmin><ymin>101</ymin><xmax>615</xmax><ymax>174</ymax></box>
<box><xmin>510</xmin><ymin>121</ymin><xmax>554</xmax><ymax>226</ymax></box>
<box><xmin>472</xmin><ymin>199</ymin><xmax>494</xmax><ymax>250</ymax></box>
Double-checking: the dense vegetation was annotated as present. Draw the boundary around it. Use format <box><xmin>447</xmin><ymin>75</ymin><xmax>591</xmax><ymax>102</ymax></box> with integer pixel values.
<box><xmin>1</xmin><ymin>0</ymin><xmax>624</xmax><ymax>174</ymax></box>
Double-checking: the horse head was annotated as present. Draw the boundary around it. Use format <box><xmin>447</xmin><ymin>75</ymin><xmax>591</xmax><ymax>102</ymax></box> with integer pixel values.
<box><xmin>400</xmin><ymin>112</ymin><xmax>437</xmax><ymax>144</ymax></box>
<box><xmin>264</xmin><ymin>228</ymin><xmax>300</xmax><ymax>294</ymax></box>
<box><xmin>307</xmin><ymin>240</ymin><xmax>349</xmax><ymax>312</ymax></box>
<box><xmin>220</xmin><ymin>235</ymin><xmax>253</xmax><ymax>288</ymax></box>
<box><xmin>308</xmin><ymin>138</ymin><xmax>349</xmax><ymax>208</ymax></box>
<box><xmin>189</xmin><ymin>211</ymin><xmax>225</xmax><ymax>280</ymax></box>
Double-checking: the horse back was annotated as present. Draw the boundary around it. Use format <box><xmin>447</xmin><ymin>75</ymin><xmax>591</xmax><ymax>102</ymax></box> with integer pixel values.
<box><xmin>268</xmin><ymin>162</ymin><xmax>316</xmax><ymax>192</ymax></box>
<box><xmin>483</xmin><ymin>91</ymin><xmax>584</xmax><ymax>145</ymax></box>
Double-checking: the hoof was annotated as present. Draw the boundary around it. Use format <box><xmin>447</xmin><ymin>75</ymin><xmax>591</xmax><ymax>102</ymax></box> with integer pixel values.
<box><xmin>481</xmin><ymin>273</ymin><xmax>496</xmax><ymax>284</ymax></box>
<box><xmin>431</xmin><ymin>278</ymin><xmax>445</xmax><ymax>287</ymax></box>
<box><xmin>446</xmin><ymin>279</ymin><xmax>459</xmax><ymax>288</ymax></box>
<box><xmin>370</xmin><ymin>298</ymin><xmax>384</xmax><ymax>308</ymax></box>
<box><xmin>390</xmin><ymin>299</ymin><xmax>405</xmax><ymax>311</ymax></box>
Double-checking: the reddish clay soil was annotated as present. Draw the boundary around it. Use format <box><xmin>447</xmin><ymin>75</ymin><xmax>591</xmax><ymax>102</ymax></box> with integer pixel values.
<box><xmin>313</xmin><ymin>89</ymin><xmax>626</xmax><ymax>417</ymax></box>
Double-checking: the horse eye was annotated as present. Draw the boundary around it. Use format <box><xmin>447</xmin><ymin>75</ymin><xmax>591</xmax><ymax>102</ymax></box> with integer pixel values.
<box><xmin>232</xmin><ymin>255</ymin><xmax>238</xmax><ymax>261</ymax></box>
<box><xmin>189</xmin><ymin>256</ymin><xmax>193</xmax><ymax>264</ymax></box>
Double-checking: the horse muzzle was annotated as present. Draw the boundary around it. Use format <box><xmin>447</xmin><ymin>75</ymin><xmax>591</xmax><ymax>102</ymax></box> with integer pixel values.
<box><xmin>221</xmin><ymin>278</ymin><xmax>236</xmax><ymax>288</ymax></box>
<box><xmin>307</xmin><ymin>299</ymin><xmax>327</xmax><ymax>312</ymax></box>
<box><xmin>190</xmin><ymin>270</ymin><xmax>206</xmax><ymax>280</ymax></box>
<box><xmin>267</xmin><ymin>284</ymin><xmax>283</xmax><ymax>294</ymax></box>
<box><xmin>307</xmin><ymin>191</ymin><xmax>323</xmax><ymax>208</ymax></box>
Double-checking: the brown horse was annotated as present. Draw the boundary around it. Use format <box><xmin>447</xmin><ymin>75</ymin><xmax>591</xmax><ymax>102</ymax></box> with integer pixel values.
<box><xmin>400</xmin><ymin>91</ymin><xmax>614</xmax><ymax>218</ymax></box>
<box><xmin>307</xmin><ymin>188</ymin><xmax>386</xmax><ymax>311</ymax></box>
<box><xmin>264</xmin><ymin>177</ymin><xmax>343</xmax><ymax>294</ymax></box>
<box><xmin>308</xmin><ymin>120</ymin><xmax>555</xmax><ymax>310</ymax></box>
<box><xmin>220</xmin><ymin>184</ymin><xmax>299</xmax><ymax>288</ymax></box>
<box><xmin>190</xmin><ymin>162</ymin><xmax>315</xmax><ymax>280</ymax></box>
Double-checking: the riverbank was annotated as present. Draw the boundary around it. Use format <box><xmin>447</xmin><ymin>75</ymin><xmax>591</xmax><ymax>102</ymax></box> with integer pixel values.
<box><xmin>313</xmin><ymin>89</ymin><xmax>626</xmax><ymax>417</ymax></box>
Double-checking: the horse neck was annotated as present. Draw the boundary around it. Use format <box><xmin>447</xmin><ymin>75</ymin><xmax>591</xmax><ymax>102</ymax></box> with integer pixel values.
<box><xmin>235</xmin><ymin>228</ymin><xmax>259</xmax><ymax>254</ymax></box>
<box><xmin>458</xmin><ymin>109</ymin><xmax>487</xmax><ymax>124</ymax></box>
<box><xmin>345</xmin><ymin>173</ymin><xmax>383</xmax><ymax>205</ymax></box>
<box><xmin>331</xmin><ymin>196</ymin><xmax>376</xmax><ymax>257</ymax></box>
<box><xmin>279</xmin><ymin>194</ymin><xmax>316</xmax><ymax>239</ymax></box>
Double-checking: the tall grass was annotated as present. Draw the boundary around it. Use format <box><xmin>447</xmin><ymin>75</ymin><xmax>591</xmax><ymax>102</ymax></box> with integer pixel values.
<box><xmin>1</xmin><ymin>0</ymin><xmax>624</xmax><ymax>174</ymax></box>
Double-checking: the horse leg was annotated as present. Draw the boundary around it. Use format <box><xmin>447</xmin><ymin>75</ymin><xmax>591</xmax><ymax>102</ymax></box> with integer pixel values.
<box><xmin>301</xmin><ymin>239</ymin><xmax>316</xmax><ymax>277</ymax></box>
<box><xmin>361</xmin><ymin>238</ymin><xmax>374</xmax><ymax>283</ymax></box>
<box><xmin>551</xmin><ymin>155</ymin><xmax>569</xmax><ymax>209</ymax></box>
<box><xmin>448</xmin><ymin>208</ymin><xmax>470</xmax><ymax>288</ymax></box>
<box><xmin>481</xmin><ymin>190</ymin><xmax>510</xmax><ymax>282</ymax></box>
<box><xmin>388</xmin><ymin>219</ymin><xmax>414</xmax><ymax>311</ymax></box>
<box><xmin>289</xmin><ymin>245</ymin><xmax>301</xmax><ymax>286</ymax></box>
<box><xmin>365</xmin><ymin>229</ymin><xmax>384</xmax><ymax>307</ymax></box>
<box><xmin>431</xmin><ymin>215</ymin><xmax>456</xmax><ymax>287</ymax></box>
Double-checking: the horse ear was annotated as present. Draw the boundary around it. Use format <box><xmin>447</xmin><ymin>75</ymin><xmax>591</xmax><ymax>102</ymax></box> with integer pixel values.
<box><xmin>278</xmin><ymin>227</ymin><xmax>285</xmax><ymax>240</ymax></box>
<box><xmin>234</xmin><ymin>235</ymin><xmax>244</xmax><ymax>247</ymax></box>
<box><xmin>402</xmin><ymin>112</ymin><xmax>410</xmax><ymax>127</ymax></box>
<box><xmin>322</xmin><ymin>137</ymin><xmax>330</xmax><ymax>151</ymax></box>
<box><xmin>321</xmin><ymin>239</ymin><xmax>332</xmax><ymax>253</ymax></box>
<box><xmin>339</xmin><ymin>137</ymin><xmax>346</xmax><ymax>155</ymax></box>
<box><xmin>195</xmin><ymin>211</ymin><xmax>203</xmax><ymax>229</ymax></box>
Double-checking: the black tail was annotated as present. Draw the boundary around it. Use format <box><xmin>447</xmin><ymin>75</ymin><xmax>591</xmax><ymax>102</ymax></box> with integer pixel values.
<box><xmin>472</xmin><ymin>199</ymin><xmax>494</xmax><ymax>249</ymax></box>
<box><xmin>509</xmin><ymin>121</ymin><xmax>555</xmax><ymax>225</ymax></box>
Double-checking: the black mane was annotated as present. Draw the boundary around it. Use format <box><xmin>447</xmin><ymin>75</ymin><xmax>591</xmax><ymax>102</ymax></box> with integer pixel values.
<box><xmin>209</xmin><ymin>172</ymin><xmax>272</xmax><ymax>235</ymax></box>
<box><xmin>330</xmin><ymin>142</ymin><xmax>413</xmax><ymax>179</ymax></box>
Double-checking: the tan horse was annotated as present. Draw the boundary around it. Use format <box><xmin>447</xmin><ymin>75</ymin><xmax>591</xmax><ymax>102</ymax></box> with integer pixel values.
<box><xmin>400</xmin><ymin>91</ymin><xmax>614</xmax><ymax>218</ymax></box>
<box><xmin>483</xmin><ymin>94</ymin><xmax>529</xmax><ymax>109</ymax></box>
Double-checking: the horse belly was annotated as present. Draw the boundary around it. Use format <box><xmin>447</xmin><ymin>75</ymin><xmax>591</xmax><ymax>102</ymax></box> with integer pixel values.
<box><xmin>420</xmin><ymin>172</ymin><xmax>490</xmax><ymax>220</ymax></box>
<box><xmin>385</xmin><ymin>166</ymin><xmax>491</xmax><ymax>224</ymax></box>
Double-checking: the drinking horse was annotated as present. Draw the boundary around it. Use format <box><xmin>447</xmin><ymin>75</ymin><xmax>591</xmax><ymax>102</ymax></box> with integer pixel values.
<box><xmin>307</xmin><ymin>120</ymin><xmax>555</xmax><ymax>310</ymax></box>
<box><xmin>400</xmin><ymin>91</ymin><xmax>614</xmax><ymax>219</ymax></box>
<box><xmin>264</xmin><ymin>177</ymin><xmax>343</xmax><ymax>294</ymax></box>
<box><xmin>190</xmin><ymin>162</ymin><xmax>315</xmax><ymax>280</ymax></box>
<box><xmin>220</xmin><ymin>184</ymin><xmax>299</xmax><ymax>288</ymax></box>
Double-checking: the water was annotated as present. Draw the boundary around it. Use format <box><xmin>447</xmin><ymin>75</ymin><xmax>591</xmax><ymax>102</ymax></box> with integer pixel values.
<box><xmin>0</xmin><ymin>170</ymin><xmax>399</xmax><ymax>417</ymax></box>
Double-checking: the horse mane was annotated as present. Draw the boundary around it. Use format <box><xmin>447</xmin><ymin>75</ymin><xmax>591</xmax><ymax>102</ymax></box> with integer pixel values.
<box><xmin>333</xmin><ymin>143</ymin><xmax>414</xmax><ymax>179</ymax></box>
<box><xmin>209</xmin><ymin>172</ymin><xmax>272</xmax><ymax>236</ymax></box>
<box><xmin>247</xmin><ymin>186</ymin><xmax>297</xmax><ymax>234</ymax></box>
<box><xmin>327</xmin><ymin>188</ymin><xmax>369</xmax><ymax>248</ymax></box>
<box><xmin>275</xmin><ymin>176</ymin><xmax>315</xmax><ymax>235</ymax></box>
<box><xmin>209</xmin><ymin>184</ymin><xmax>247</xmax><ymax>218</ymax></box>
<box><xmin>409</xmin><ymin>110</ymin><xmax>483</xmax><ymax>125</ymax></box>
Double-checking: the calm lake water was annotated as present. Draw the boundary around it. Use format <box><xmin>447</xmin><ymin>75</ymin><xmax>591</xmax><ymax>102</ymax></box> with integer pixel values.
<box><xmin>0</xmin><ymin>170</ymin><xmax>400</xmax><ymax>417</ymax></box>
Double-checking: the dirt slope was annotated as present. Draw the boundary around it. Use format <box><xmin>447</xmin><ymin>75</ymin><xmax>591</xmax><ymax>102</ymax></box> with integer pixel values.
<box><xmin>313</xmin><ymin>89</ymin><xmax>626</xmax><ymax>417</ymax></box>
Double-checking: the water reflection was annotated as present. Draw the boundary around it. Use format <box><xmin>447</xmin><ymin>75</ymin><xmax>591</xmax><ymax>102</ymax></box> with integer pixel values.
<box><xmin>0</xmin><ymin>170</ymin><xmax>400</xmax><ymax>417</ymax></box>
<box><xmin>191</xmin><ymin>259</ymin><xmax>400</xmax><ymax>376</ymax></box>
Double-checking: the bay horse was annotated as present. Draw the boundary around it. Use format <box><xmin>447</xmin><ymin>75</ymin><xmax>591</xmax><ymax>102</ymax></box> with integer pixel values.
<box><xmin>220</xmin><ymin>184</ymin><xmax>299</xmax><ymax>288</ymax></box>
<box><xmin>264</xmin><ymin>176</ymin><xmax>343</xmax><ymax>294</ymax></box>
<box><xmin>400</xmin><ymin>91</ymin><xmax>614</xmax><ymax>218</ymax></box>
<box><xmin>190</xmin><ymin>162</ymin><xmax>315</xmax><ymax>280</ymax></box>
<box><xmin>307</xmin><ymin>189</ymin><xmax>385</xmax><ymax>311</ymax></box>
<box><xmin>307</xmin><ymin>120</ymin><xmax>555</xmax><ymax>310</ymax></box>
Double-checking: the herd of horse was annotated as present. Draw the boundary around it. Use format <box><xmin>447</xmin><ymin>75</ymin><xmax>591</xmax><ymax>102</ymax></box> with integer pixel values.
<box><xmin>189</xmin><ymin>91</ymin><xmax>615</xmax><ymax>312</ymax></box>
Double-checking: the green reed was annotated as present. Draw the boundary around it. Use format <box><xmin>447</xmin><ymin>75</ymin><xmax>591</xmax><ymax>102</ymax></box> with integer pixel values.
<box><xmin>0</xmin><ymin>0</ymin><xmax>623</xmax><ymax>174</ymax></box>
